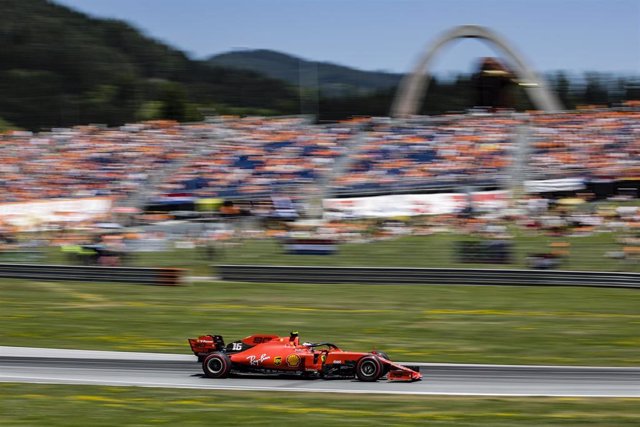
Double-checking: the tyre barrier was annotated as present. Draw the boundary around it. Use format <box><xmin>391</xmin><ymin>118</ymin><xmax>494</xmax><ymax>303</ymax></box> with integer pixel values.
<box><xmin>218</xmin><ymin>265</ymin><xmax>640</xmax><ymax>288</ymax></box>
<box><xmin>0</xmin><ymin>264</ymin><xmax>185</xmax><ymax>285</ymax></box>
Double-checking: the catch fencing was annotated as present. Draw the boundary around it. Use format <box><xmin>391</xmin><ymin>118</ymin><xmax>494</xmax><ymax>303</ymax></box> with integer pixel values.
<box><xmin>218</xmin><ymin>265</ymin><xmax>640</xmax><ymax>288</ymax></box>
<box><xmin>0</xmin><ymin>264</ymin><xmax>184</xmax><ymax>285</ymax></box>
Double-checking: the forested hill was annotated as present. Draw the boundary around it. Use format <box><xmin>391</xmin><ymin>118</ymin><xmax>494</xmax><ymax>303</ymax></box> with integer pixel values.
<box><xmin>0</xmin><ymin>0</ymin><xmax>298</xmax><ymax>130</ymax></box>
<box><xmin>208</xmin><ymin>49</ymin><xmax>402</xmax><ymax>97</ymax></box>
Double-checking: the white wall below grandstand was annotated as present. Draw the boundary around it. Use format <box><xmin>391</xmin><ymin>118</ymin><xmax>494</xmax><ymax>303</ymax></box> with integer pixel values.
<box><xmin>323</xmin><ymin>190</ymin><xmax>509</xmax><ymax>219</ymax></box>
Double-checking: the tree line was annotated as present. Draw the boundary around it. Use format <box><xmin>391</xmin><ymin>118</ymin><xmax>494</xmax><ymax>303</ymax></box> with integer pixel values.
<box><xmin>316</xmin><ymin>72</ymin><xmax>640</xmax><ymax>121</ymax></box>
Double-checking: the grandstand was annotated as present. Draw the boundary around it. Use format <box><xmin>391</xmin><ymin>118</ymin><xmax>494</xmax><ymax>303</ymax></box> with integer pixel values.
<box><xmin>0</xmin><ymin>107</ymin><xmax>638</xmax><ymax>212</ymax></box>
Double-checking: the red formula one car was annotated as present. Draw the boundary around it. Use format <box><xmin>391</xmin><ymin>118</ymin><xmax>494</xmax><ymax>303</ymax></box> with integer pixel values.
<box><xmin>188</xmin><ymin>331</ymin><xmax>421</xmax><ymax>382</ymax></box>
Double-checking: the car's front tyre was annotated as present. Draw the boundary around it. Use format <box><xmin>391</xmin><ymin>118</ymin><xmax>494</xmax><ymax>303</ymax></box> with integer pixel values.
<box><xmin>355</xmin><ymin>355</ymin><xmax>384</xmax><ymax>382</ymax></box>
<box><xmin>202</xmin><ymin>352</ymin><xmax>232</xmax><ymax>378</ymax></box>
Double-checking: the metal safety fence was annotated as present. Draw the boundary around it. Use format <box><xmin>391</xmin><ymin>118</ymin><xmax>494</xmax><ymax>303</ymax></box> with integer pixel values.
<box><xmin>0</xmin><ymin>264</ymin><xmax>185</xmax><ymax>285</ymax></box>
<box><xmin>218</xmin><ymin>265</ymin><xmax>640</xmax><ymax>288</ymax></box>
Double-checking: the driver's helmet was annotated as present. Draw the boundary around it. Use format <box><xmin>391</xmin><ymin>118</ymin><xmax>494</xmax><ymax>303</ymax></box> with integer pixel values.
<box><xmin>289</xmin><ymin>331</ymin><xmax>300</xmax><ymax>345</ymax></box>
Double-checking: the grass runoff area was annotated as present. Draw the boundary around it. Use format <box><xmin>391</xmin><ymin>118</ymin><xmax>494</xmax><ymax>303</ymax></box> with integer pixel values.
<box><xmin>37</xmin><ymin>231</ymin><xmax>640</xmax><ymax>277</ymax></box>
<box><xmin>1</xmin><ymin>383</ymin><xmax>639</xmax><ymax>426</ymax></box>
<box><xmin>1</xmin><ymin>279</ymin><xmax>639</xmax><ymax>366</ymax></box>
<box><xmin>2</xmin><ymin>279</ymin><xmax>639</xmax><ymax>425</ymax></box>
<box><xmin>214</xmin><ymin>232</ymin><xmax>636</xmax><ymax>270</ymax></box>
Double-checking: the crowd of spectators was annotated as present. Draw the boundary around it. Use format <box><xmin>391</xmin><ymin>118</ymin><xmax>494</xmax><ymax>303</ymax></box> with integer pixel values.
<box><xmin>0</xmin><ymin>107</ymin><xmax>638</xmax><ymax>205</ymax></box>
<box><xmin>149</xmin><ymin>108</ymin><xmax>640</xmax><ymax>199</ymax></box>
<box><xmin>332</xmin><ymin>115</ymin><xmax>516</xmax><ymax>193</ymax></box>
<box><xmin>154</xmin><ymin>117</ymin><xmax>355</xmax><ymax>199</ymax></box>
<box><xmin>0</xmin><ymin>120</ymin><xmax>209</xmax><ymax>203</ymax></box>
<box><xmin>528</xmin><ymin>110</ymin><xmax>640</xmax><ymax>180</ymax></box>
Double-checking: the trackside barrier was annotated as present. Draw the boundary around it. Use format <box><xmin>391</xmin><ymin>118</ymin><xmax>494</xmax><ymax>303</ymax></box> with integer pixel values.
<box><xmin>217</xmin><ymin>265</ymin><xmax>640</xmax><ymax>289</ymax></box>
<box><xmin>0</xmin><ymin>264</ymin><xmax>185</xmax><ymax>285</ymax></box>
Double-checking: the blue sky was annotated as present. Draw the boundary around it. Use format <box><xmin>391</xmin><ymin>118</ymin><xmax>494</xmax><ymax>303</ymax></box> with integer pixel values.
<box><xmin>54</xmin><ymin>0</ymin><xmax>640</xmax><ymax>75</ymax></box>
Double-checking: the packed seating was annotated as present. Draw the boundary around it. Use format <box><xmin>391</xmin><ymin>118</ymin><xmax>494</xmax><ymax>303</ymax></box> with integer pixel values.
<box><xmin>155</xmin><ymin>117</ymin><xmax>354</xmax><ymax>199</ymax></box>
<box><xmin>332</xmin><ymin>114</ymin><xmax>516</xmax><ymax>194</ymax></box>
<box><xmin>0</xmin><ymin>108</ymin><xmax>638</xmax><ymax>205</ymax></box>
<box><xmin>528</xmin><ymin>110</ymin><xmax>640</xmax><ymax>180</ymax></box>
<box><xmin>0</xmin><ymin>121</ymin><xmax>200</xmax><ymax>203</ymax></box>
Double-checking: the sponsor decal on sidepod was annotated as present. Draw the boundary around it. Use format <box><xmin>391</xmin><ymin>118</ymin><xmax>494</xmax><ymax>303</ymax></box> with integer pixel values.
<box><xmin>286</xmin><ymin>354</ymin><xmax>301</xmax><ymax>367</ymax></box>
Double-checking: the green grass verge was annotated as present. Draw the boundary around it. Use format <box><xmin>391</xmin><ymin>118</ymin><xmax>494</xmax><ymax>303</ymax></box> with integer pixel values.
<box><xmin>2</xmin><ymin>279</ymin><xmax>639</xmax><ymax>365</ymax></box>
<box><xmin>35</xmin><ymin>230</ymin><xmax>640</xmax><ymax>276</ymax></box>
<box><xmin>1</xmin><ymin>383</ymin><xmax>638</xmax><ymax>426</ymax></box>
<box><xmin>215</xmin><ymin>232</ymin><xmax>634</xmax><ymax>270</ymax></box>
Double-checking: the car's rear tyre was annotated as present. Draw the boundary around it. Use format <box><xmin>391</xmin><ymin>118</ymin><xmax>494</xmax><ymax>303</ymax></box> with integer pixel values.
<box><xmin>202</xmin><ymin>352</ymin><xmax>231</xmax><ymax>378</ymax></box>
<box><xmin>356</xmin><ymin>355</ymin><xmax>384</xmax><ymax>382</ymax></box>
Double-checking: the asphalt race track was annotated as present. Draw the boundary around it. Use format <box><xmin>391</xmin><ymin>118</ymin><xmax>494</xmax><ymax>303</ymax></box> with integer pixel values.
<box><xmin>1</xmin><ymin>347</ymin><xmax>639</xmax><ymax>397</ymax></box>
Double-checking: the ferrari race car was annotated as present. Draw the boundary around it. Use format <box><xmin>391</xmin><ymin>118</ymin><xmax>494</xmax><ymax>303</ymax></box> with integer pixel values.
<box><xmin>188</xmin><ymin>331</ymin><xmax>421</xmax><ymax>382</ymax></box>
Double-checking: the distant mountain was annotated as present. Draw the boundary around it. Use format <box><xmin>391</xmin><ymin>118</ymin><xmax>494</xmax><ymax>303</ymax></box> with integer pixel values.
<box><xmin>0</xmin><ymin>0</ymin><xmax>298</xmax><ymax>130</ymax></box>
<box><xmin>207</xmin><ymin>49</ymin><xmax>403</xmax><ymax>97</ymax></box>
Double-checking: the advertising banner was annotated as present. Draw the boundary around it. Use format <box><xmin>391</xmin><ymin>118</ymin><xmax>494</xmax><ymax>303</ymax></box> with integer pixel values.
<box><xmin>0</xmin><ymin>197</ymin><xmax>113</xmax><ymax>229</ymax></box>
<box><xmin>324</xmin><ymin>190</ymin><xmax>509</xmax><ymax>218</ymax></box>
<box><xmin>524</xmin><ymin>178</ymin><xmax>585</xmax><ymax>193</ymax></box>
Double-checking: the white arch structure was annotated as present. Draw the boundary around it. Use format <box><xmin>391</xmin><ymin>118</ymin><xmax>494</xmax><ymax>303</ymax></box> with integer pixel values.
<box><xmin>391</xmin><ymin>25</ymin><xmax>563</xmax><ymax>117</ymax></box>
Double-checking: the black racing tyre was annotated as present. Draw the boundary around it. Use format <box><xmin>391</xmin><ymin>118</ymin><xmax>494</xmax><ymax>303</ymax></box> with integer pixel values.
<box><xmin>355</xmin><ymin>355</ymin><xmax>384</xmax><ymax>382</ymax></box>
<box><xmin>202</xmin><ymin>352</ymin><xmax>232</xmax><ymax>378</ymax></box>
